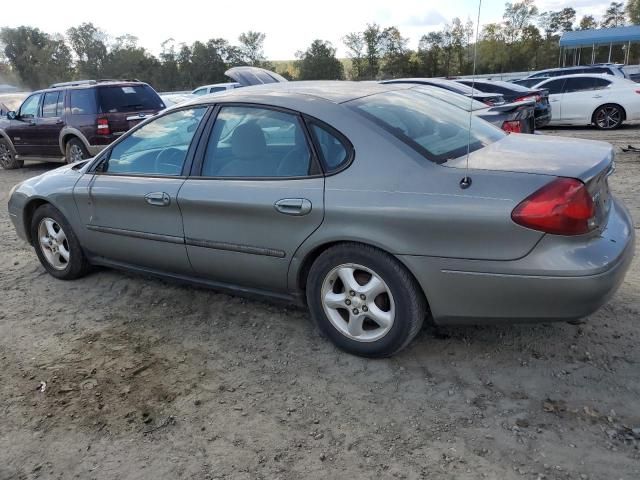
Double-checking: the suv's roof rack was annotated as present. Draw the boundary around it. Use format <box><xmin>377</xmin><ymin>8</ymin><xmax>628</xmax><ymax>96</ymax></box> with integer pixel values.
<box><xmin>96</xmin><ymin>78</ymin><xmax>142</xmax><ymax>83</ymax></box>
<box><xmin>49</xmin><ymin>79</ymin><xmax>97</xmax><ymax>88</ymax></box>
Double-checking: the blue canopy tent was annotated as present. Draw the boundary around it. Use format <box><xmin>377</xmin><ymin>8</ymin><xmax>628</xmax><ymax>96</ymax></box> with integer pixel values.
<box><xmin>559</xmin><ymin>26</ymin><xmax>640</xmax><ymax>65</ymax></box>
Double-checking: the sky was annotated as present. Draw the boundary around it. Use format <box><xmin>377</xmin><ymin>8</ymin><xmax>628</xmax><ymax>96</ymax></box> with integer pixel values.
<box><xmin>7</xmin><ymin>0</ymin><xmax>612</xmax><ymax>59</ymax></box>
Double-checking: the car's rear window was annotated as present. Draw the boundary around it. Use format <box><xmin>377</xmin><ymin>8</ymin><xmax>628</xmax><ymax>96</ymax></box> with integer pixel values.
<box><xmin>348</xmin><ymin>89</ymin><xmax>504</xmax><ymax>164</ymax></box>
<box><xmin>97</xmin><ymin>85</ymin><xmax>165</xmax><ymax>113</ymax></box>
<box><xmin>70</xmin><ymin>89</ymin><xmax>97</xmax><ymax>115</ymax></box>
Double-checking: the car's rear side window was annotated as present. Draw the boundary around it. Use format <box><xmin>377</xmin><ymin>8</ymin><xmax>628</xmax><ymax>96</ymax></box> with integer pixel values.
<box><xmin>97</xmin><ymin>85</ymin><xmax>165</xmax><ymax>113</ymax></box>
<box><xmin>308</xmin><ymin>122</ymin><xmax>350</xmax><ymax>173</ymax></box>
<box><xmin>70</xmin><ymin>89</ymin><xmax>97</xmax><ymax>115</ymax></box>
<box><xmin>349</xmin><ymin>90</ymin><xmax>504</xmax><ymax>164</ymax></box>
<box><xmin>42</xmin><ymin>91</ymin><xmax>61</xmax><ymax>117</ymax></box>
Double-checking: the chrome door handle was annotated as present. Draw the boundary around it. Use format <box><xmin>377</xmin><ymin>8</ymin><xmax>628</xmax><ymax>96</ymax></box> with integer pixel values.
<box><xmin>274</xmin><ymin>198</ymin><xmax>312</xmax><ymax>216</ymax></box>
<box><xmin>592</xmin><ymin>95</ymin><xmax>603</xmax><ymax>98</ymax></box>
<box><xmin>145</xmin><ymin>192</ymin><xmax>171</xmax><ymax>206</ymax></box>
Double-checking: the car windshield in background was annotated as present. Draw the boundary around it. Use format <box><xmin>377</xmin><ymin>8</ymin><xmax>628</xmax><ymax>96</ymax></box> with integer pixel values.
<box><xmin>348</xmin><ymin>89</ymin><xmax>504</xmax><ymax>164</ymax></box>
<box><xmin>98</xmin><ymin>85</ymin><xmax>164</xmax><ymax>113</ymax></box>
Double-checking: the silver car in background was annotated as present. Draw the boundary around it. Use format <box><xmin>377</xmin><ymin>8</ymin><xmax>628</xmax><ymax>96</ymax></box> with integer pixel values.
<box><xmin>7</xmin><ymin>81</ymin><xmax>635</xmax><ymax>357</ymax></box>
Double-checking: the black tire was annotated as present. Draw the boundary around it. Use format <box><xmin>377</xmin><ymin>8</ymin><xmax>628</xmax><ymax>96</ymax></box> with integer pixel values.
<box><xmin>65</xmin><ymin>137</ymin><xmax>90</xmax><ymax>164</ymax></box>
<box><xmin>0</xmin><ymin>138</ymin><xmax>24</xmax><ymax>169</ymax></box>
<box><xmin>30</xmin><ymin>203</ymin><xmax>90</xmax><ymax>280</ymax></box>
<box><xmin>306</xmin><ymin>243</ymin><xmax>426</xmax><ymax>358</ymax></box>
<box><xmin>593</xmin><ymin>104</ymin><xmax>624</xmax><ymax>130</ymax></box>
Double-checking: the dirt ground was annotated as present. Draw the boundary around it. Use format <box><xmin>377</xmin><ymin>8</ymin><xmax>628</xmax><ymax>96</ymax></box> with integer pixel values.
<box><xmin>1</xmin><ymin>125</ymin><xmax>639</xmax><ymax>480</ymax></box>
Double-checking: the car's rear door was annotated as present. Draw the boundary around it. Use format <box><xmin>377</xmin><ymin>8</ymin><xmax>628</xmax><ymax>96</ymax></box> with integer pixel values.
<box><xmin>178</xmin><ymin>104</ymin><xmax>324</xmax><ymax>294</ymax></box>
<box><xmin>73</xmin><ymin>106</ymin><xmax>209</xmax><ymax>273</ymax></box>
<box><xmin>559</xmin><ymin>77</ymin><xmax>612</xmax><ymax>123</ymax></box>
<box><xmin>538</xmin><ymin>78</ymin><xmax>566</xmax><ymax>121</ymax></box>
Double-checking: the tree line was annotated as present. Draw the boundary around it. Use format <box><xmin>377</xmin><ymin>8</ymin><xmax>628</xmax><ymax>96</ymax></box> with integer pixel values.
<box><xmin>1</xmin><ymin>0</ymin><xmax>640</xmax><ymax>91</ymax></box>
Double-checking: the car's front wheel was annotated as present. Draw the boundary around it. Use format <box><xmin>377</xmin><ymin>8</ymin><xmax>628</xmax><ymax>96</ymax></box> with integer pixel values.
<box><xmin>306</xmin><ymin>243</ymin><xmax>426</xmax><ymax>357</ymax></box>
<box><xmin>30</xmin><ymin>204</ymin><xmax>90</xmax><ymax>280</ymax></box>
<box><xmin>0</xmin><ymin>138</ymin><xmax>23</xmax><ymax>169</ymax></box>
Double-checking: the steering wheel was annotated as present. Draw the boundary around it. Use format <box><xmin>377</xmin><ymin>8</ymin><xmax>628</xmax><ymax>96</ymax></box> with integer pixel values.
<box><xmin>154</xmin><ymin>147</ymin><xmax>185</xmax><ymax>175</ymax></box>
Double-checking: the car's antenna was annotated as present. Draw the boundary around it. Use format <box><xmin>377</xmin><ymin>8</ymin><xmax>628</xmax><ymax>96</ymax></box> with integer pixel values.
<box><xmin>461</xmin><ymin>0</ymin><xmax>482</xmax><ymax>190</ymax></box>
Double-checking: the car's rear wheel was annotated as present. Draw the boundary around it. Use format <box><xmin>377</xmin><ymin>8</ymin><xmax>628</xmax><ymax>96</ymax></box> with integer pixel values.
<box><xmin>30</xmin><ymin>204</ymin><xmax>90</xmax><ymax>280</ymax></box>
<box><xmin>0</xmin><ymin>138</ymin><xmax>23</xmax><ymax>169</ymax></box>
<box><xmin>65</xmin><ymin>138</ymin><xmax>89</xmax><ymax>163</ymax></box>
<box><xmin>593</xmin><ymin>104</ymin><xmax>624</xmax><ymax>130</ymax></box>
<box><xmin>306</xmin><ymin>243</ymin><xmax>426</xmax><ymax>357</ymax></box>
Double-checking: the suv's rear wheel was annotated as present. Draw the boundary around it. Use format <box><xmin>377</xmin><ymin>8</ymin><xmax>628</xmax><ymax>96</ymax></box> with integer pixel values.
<box><xmin>306</xmin><ymin>243</ymin><xmax>426</xmax><ymax>357</ymax></box>
<box><xmin>0</xmin><ymin>138</ymin><xmax>23</xmax><ymax>169</ymax></box>
<box><xmin>593</xmin><ymin>104</ymin><xmax>624</xmax><ymax>130</ymax></box>
<box><xmin>65</xmin><ymin>138</ymin><xmax>90</xmax><ymax>163</ymax></box>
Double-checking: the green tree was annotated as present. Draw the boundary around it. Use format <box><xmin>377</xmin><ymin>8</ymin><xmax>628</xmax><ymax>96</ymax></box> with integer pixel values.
<box><xmin>578</xmin><ymin>15</ymin><xmax>599</xmax><ymax>30</ymax></box>
<box><xmin>238</xmin><ymin>31</ymin><xmax>266</xmax><ymax>66</ymax></box>
<box><xmin>601</xmin><ymin>2</ymin><xmax>626</xmax><ymax>27</ymax></box>
<box><xmin>626</xmin><ymin>0</ymin><xmax>640</xmax><ymax>24</ymax></box>
<box><xmin>296</xmin><ymin>40</ymin><xmax>344</xmax><ymax>80</ymax></box>
<box><xmin>343</xmin><ymin>32</ymin><xmax>366</xmax><ymax>79</ymax></box>
<box><xmin>66</xmin><ymin>22</ymin><xmax>107</xmax><ymax>78</ymax></box>
<box><xmin>362</xmin><ymin>23</ymin><xmax>384</xmax><ymax>79</ymax></box>
<box><xmin>0</xmin><ymin>26</ymin><xmax>72</xmax><ymax>88</ymax></box>
<box><xmin>417</xmin><ymin>32</ymin><xmax>443</xmax><ymax>77</ymax></box>
<box><xmin>380</xmin><ymin>26</ymin><xmax>412</xmax><ymax>78</ymax></box>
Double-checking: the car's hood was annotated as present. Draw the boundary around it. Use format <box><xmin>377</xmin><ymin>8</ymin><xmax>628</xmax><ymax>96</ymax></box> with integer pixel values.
<box><xmin>225</xmin><ymin>66</ymin><xmax>288</xmax><ymax>86</ymax></box>
<box><xmin>446</xmin><ymin>133</ymin><xmax>614</xmax><ymax>183</ymax></box>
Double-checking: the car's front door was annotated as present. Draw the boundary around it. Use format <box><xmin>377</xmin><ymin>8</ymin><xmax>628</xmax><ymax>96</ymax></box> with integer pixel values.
<box><xmin>35</xmin><ymin>90</ymin><xmax>66</xmax><ymax>156</ymax></box>
<box><xmin>558</xmin><ymin>77</ymin><xmax>612</xmax><ymax>123</ymax></box>
<box><xmin>73</xmin><ymin>106</ymin><xmax>209</xmax><ymax>273</ymax></box>
<box><xmin>179</xmin><ymin>105</ymin><xmax>325</xmax><ymax>294</ymax></box>
<box><xmin>6</xmin><ymin>92</ymin><xmax>43</xmax><ymax>156</ymax></box>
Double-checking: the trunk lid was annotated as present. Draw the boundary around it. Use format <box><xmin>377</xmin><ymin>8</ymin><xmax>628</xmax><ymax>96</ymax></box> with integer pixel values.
<box><xmin>225</xmin><ymin>66</ymin><xmax>288</xmax><ymax>86</ymax></box>
<box><xmin>447</xmin><ymin>134</ymin><xmax>615</xmax><ymax>231</ymax></box>
<box><xmin>446</xmin><ymin>133</ymin><xmax>614</xmax><ymax>183</ymax></box>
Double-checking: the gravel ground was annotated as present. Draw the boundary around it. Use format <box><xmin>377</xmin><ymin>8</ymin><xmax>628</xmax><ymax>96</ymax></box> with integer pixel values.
<box><xmin>1</xmin><ymin>125</ymin><xmax>639</xmax><ymax>480</ymax></box>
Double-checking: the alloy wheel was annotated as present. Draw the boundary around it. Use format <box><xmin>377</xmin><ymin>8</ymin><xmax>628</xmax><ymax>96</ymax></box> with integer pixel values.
<box><xmin>320</xmin><ymin>263</ymin><xmax>395</xmax><ymax>342</ymax></box>
<box><xmin>595</xmin><ymin>106</ymin><xmax>622</xmax><ymax>129</ymax></box>
<box><xmin>69</xmin><ymin>144</ymin><xmax>85</xmax><ymax>163</ymax></box>
<box><xmin>37</xmin><ymin>217</ymin><xmax>70</xmax><ymax>270</ymax></box>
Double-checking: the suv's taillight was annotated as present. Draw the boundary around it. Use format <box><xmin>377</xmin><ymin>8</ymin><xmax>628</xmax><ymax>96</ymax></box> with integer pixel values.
<box><xmin>97</xmin><ymin>117</ymin><xmax>110</xmax><ymax>135</ymax></box>
<box><xmin>502</xmin><ymin>120</ymin><xmax>522</xmax><ymax>133</ymax></box>
<box><xmin>511</xmin><ymin>178</ymin><xmax>596</xmax><ymax>235</ymax></box>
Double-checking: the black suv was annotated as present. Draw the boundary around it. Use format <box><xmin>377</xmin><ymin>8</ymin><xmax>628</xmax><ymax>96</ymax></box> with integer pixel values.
<box><xmin>0</xmin><ymin>80</ymin><xmax>165</xmax><ymax>169</ymax></box>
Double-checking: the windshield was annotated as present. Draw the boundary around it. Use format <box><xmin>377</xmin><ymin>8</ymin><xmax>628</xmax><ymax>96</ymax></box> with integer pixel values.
<box><xmin>348</xmin><ymin>89</ymin><xmax>504</xmax><ymax>164</ymax></box>
<box><xmin>98</xmin><ymin>85</ymin><xmax>165</xmax><ymax>113</ymax></box>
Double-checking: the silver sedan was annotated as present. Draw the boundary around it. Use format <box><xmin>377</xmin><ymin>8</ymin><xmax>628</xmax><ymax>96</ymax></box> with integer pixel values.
<box><xmin>7</xmin><ymin>81</ymin><xmax>635</xmax><ymax>357</ymax></box>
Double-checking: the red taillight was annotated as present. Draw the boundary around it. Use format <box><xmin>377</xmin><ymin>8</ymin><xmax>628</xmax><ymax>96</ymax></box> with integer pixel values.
<box><xmin>502</xmin><ymin>120</ymin><xmax>522</xmax><ymax>133</ymax></box>
<box><xmin>511</xmin><ymin>178</ymin><xmax>596</xmax><ymax>235</ymax></box>
<box><xmin>97</xmin><ymin>118</ymin><xmax>110</xmax><ymax>135</ymax></box>
<box><xmin>516</xmin><ymin>94</ymin><xmax>541</xmax><ymax>102</ymax></box>
<box><xmin>635</xmin><ymin>89</ymin><xmax>640</xmax><ymax>94</ymax></box>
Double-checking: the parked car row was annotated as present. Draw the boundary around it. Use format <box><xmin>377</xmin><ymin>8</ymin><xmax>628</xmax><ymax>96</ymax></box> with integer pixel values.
<box><xmin>6</xmin><ymin>67</ymin><xmax>635</xmax><ymax>358</ymax></box>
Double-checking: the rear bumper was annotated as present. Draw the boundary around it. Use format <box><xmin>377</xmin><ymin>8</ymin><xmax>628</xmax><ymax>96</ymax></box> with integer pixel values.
<box><xmin>399</xmin><ymin>197</ymin><xmax>635</xmax><ymax>325</ymax></box>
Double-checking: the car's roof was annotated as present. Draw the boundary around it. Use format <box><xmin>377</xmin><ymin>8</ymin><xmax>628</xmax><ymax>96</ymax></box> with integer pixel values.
<box><xmin>534</xmin><ymin>73</ymin><xmax>621</xmax><ymax>82</ymax></box>
<box><xmin>186</xmin><ymin>81</ymin><xmax>412</xmax><ymax>105</ymax></box>
<box><xmin>36</xmin><ymin>81</ymin><xmax>149</xmax><ymax>94</ymax></box>
<box><xmin>193</xmin><ymin>82</ymin><xmax>239</xmax><ymax>90</ymax></box>
<box><xmin>538</xmin><ymin>64</ymin><xmax>621</xmax><ymax>72</ymax></box>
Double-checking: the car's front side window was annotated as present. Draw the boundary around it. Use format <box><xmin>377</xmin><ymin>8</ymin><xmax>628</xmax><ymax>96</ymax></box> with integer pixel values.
<box><xmin>101</xmin><ymin>107</ymin><xmax>207</xmax><ymax>176</ymax></box>
<box><xmin>201</xmin><ymin>106</ymin><xmax>312</xmax><ymax>178</ymax></box>
<box><xmin>18</xmin><ymin>94</ymin><xmax>42</xmax><ymax>118</ymax></box>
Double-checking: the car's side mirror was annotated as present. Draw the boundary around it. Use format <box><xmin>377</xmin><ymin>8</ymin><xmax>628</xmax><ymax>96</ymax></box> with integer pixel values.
<box><xmin>7</xmin><ymin>111</ymin><xmax>16</xmax><ymax>120</ymax></box>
